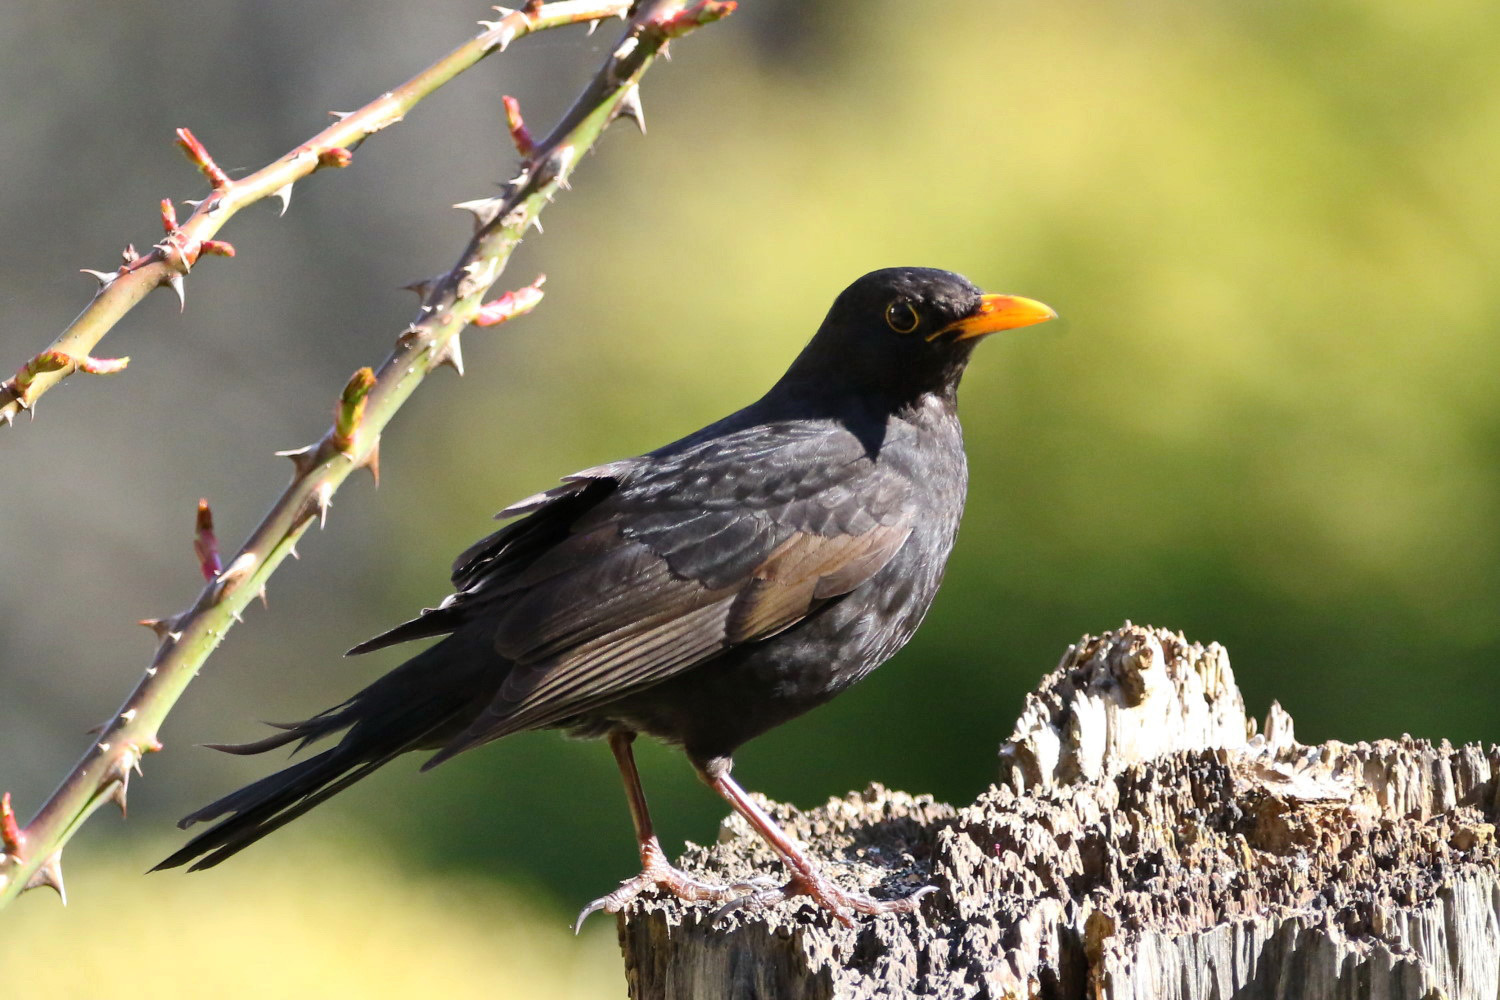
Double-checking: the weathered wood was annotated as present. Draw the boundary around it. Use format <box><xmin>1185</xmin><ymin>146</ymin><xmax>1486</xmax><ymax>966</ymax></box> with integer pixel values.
<box><xmin>618</xmin><ymin>624</ymin><xmax>1500</xmax><ymax>999</ymax></box>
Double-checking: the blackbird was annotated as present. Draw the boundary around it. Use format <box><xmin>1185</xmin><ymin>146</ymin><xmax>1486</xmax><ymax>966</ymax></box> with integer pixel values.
<box><xmin>157</xmin><ymin>267</ymin><xmax>1056</xmax><ymax>926</ymax></box>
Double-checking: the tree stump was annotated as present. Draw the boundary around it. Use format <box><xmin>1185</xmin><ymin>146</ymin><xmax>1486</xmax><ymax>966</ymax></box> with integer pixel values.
<box><xmin>617</xmin><ymin>624</ymin><xmax>1500</xmax><ymax>999</ymax></box>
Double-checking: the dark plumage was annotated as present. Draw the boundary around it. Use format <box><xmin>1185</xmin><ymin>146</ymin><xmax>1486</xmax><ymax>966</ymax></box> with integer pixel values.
<box><xmin>157</xmin><ymin>267</ymin><xmax>1056</xmax><ymax>925</ymax></box>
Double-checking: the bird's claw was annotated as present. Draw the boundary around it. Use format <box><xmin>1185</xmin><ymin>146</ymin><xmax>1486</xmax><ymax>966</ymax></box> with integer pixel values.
<box><xmin>712</xmin><ymin>870</ymin><xmax>938</xmax><ymax>928</ymax></box>
<box><xmin>573</xmin><ymin>861</ymin><xmax>773</xmax><ymax>934</ymax></box>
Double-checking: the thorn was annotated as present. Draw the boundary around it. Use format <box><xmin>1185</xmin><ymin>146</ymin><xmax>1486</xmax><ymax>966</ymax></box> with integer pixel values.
<box><xmin>315</xmin><ymin>481</ymin><xmax>334</xmax><ymax>529</ymax></box>
<box><xmin>453</xmin><ymin>197</ymin><xmax>503</xmax><ymax>228</ymax></box>
<box><xmin>137</xmin><ymin>617</ymin><xmax>184</xmax><ymax>643</ymax></box>
<box><xmin>529</xmin><ymin>216</ymin><xmax>543</xmax><ymax>234</ymax></box>
<box><xmin>258</xmin><ymin>584</ymin><xmax>269</xmax><ymax>608</ymax></box>
<box><xmin>272</xmin><ymin>183</ymin><xmax>294</xmax><ymax>216</ymax></box>
<box><xmin>502</xmin><ymin>96</ymin><xmax>536</xmax><ymax>158</ymax></box>
<box><xmin>483</xmin><ymin>24</ymin><xmax>518</xmax><ymax>52</ymax></box>
<box><xmin>104</xmin><ymin>749</ymin><xmax>138</xmax><ymax>818</ymax></box>
<box><xmin>175</xmin><ymin>127</ymin><xmax>231</xmax><ymax>190</ymax></box>
<box><xmin>617</xmin><ymin>85</ymin><xmax>646</xmax><ymax>135</ymax></box>
<box><xmin>166</xmin><ymin>273</ymin><xmax>186</xmax><ymax>311</ymax></box>
<box><xmin>108</xmin><ymin>780</ymin><xmax>128</xmax><ymax>817</ymax></box>
<box><xmin>122</xmin><ymin>244</ymin><xmax>140</xmax><ymax>265</ymax></box>
<box><xmin>1</xmin><ymin>792</ymin><xmax>23</xmax><ymax>856</ymax></box>
<box><xmin>26</xmin><ymin>853</ymin><xmax>65</xmax><ymax>903</ymax></box>
<box><xmin>194</xmin><ymin>499</ymin><xmax>222</xmax><ymax>582</ymax></box>
<box><xmin>477</xmin><ymin>8</ymin><xmax>519</xmax><ymax>50</ymax></box>
<box><xmin>609</xmin><ymin>35</ymin><xmax>640</xmax><ymax>84</ymax></box>
<box><xmin>587</xmin><ymin>19</ymin><xmax>599</xmax><ymax>36</ymax></box>
<box><xmin>317</xmin><ymin>147</ymin><xmax>353</xmax><ymax>170</ymax></box>
<box><xmin>433</xmin><ymin>334</ymin><xmax>465</xmax><ymax>376</ymax></box>
<box><xmin>275</xmin><ymin>443</ymin><xmax>322</xmax><ymax>478</ymax></box>
<box><xmin>155</xmin><ymin>234</ymin><xmax>193</xmax><ymax>274</ymax></box>
<box><xmin>81</xmin><ymin>268</ymin><xmax>117</xmax><ymax>289</ymax></box>
<box><xmin>288</xmin><ymin>541</ymin><xmax>301</xmax><ymax>560</ymax></box>
<box><xmin>328</xmin><ymin>110</ymin><xmax>352</xmax><ymax>121</ymax></box>
<box><xmin>472</xmin><ymin>274</ymin><xmax>547</xmax><ymax>328</ymax></box>
<box><xmin>363</xmin><ymin>441</ymin><xmax>382</xmax><ymax>487</ymax></box>
<box><xmin>332</xmin><ymin>367</ymin><xmax>375</xmax><ymax>454</ymax></box>
<box><xmin>212</xmin><ymin>552</ymin><xmax>258</xmax><ymax>602</ymax></box>
<box><xmin>538</xmin><ymin>144</ymin><xmax>576</xmax><ymax>190</ymax></box>
<box><xmin>402</xmin><ymin>277</ymin><xmax>437</xmax><ymax>299</ymax></box>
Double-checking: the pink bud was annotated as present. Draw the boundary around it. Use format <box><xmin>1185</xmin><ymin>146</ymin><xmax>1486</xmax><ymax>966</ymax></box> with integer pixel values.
<box><xmin>194</xmin><ymin>499</ymin><xmax>221</xmax><ymax>582</ymax></box>
<box><xmin>175</xmin><ymin>127</ymin><xmax>231</xmax><ymax>189</ymax></box>
<box><xmin>503</xmin><ymin>96</ymin><xmax>536</xmax><ymax>158</ymax></box>
<box><xmin>333</xmin><ymin>367</ymin><xmax>376</xmax><ymax>453</ymax></box>
<box><xmin>1</xmin><ymin>792</ymin><xmax>24</xmax><ymax>855</ymax></box>
<box><xmin>318</xmin><ymin>147</ymin><xmax>353</xmax><ymax>169</ymax></box>
<box><xmin>655</xmin><ymin>0</ymin><xmax>737</xmax><ymax>38</ymax></box>
<box><xmin>472</xmin><ymin>274</ymin><xmax>547</xmax><ymax>328</ymax></box>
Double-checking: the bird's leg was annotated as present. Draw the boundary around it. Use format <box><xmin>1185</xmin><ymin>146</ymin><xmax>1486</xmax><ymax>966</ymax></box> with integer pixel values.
<box><xmin>698</xmin><ymin>758</ymin><xmax>937</xmax><ymax>928</ymax></box>
<box><xmin>573</xmin><ymin>731</ymin><xmax>770</xmax><ymax>932</ymax></box>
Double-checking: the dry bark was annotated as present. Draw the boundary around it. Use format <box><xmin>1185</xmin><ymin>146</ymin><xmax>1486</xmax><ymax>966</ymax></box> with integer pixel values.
<box><xmin>617</xmin><ymin>623</ymin><xmax>1500</xmax><ymax>999</ymax></box>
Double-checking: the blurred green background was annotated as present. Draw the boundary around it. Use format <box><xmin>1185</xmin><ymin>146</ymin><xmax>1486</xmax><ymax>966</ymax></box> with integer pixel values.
<box><xmin>1</xmin><ymin>0</ymin><xmax>1496</xmax><ymax>994</ymax></box>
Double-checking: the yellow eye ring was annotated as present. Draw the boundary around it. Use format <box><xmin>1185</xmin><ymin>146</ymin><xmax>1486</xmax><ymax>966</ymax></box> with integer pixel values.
<box><xmin>885</xmin><ymin>300</ymin><xmax>919</xmax><ymax>334</ymax></box>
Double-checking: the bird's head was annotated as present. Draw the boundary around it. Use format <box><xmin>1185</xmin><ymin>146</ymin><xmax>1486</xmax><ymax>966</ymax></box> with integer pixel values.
<box><xmin>777</xmin><ymin>267</ymin><xmax>1056</xmax><ymax>406</ymax></box>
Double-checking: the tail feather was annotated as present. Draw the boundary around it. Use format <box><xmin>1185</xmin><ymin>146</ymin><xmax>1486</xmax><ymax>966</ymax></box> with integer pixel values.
<box><xmin>156</xmin><ymin>635</ymin><xmax>500</xmax><ymax>873</ymax></box>
<box><xmin>156</xmin><ymin>743</ymin><xmax>422</xmax><ymax>872</ymax></box>
<box><xmin>199</xmin><ymin>703</ymin><xmax>355</xmax><ymax>756</ymax></box>
<box><xmin>200</xmin><ymin>730</ymin><xmax>305</xmax><ymax>756</ymax></box>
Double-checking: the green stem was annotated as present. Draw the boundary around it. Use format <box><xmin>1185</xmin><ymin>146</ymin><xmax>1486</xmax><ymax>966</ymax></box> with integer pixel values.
<box><xmin>0</xmin><ymin>0</ymin><xmax>733</xmax><ymax>910</ymax></box>
<box><xmin>0</xmin><ymin>0</ymin><xmax>633</xmax><ymax>428</ymax></box>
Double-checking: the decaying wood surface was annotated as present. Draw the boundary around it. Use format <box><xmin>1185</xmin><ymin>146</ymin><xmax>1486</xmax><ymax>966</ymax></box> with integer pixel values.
<box><xmin>617</xmin><ymin>623</ymin><xmax>1500</xmax><ymax>999</ymax></box>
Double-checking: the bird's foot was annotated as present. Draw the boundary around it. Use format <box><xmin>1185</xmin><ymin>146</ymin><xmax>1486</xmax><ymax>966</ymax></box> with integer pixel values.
<box><xmin>573</xmin><ymin>840</ymin><xmax>773</xmax><ymax>933</ymax></box>
<box><xmin>713</xmin><ymin>862</ymin><xmax>938</xmax><ymax>929</ymax></box>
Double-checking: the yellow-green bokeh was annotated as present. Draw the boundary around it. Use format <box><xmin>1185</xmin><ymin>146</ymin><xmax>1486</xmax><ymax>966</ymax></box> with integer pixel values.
<box><xmin>1</xmin><ymin>834</ymin><xmax>620</xmax><ymax>999</ymax></box>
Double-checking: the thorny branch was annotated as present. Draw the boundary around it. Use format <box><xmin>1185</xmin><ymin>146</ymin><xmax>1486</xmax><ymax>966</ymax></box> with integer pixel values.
<box><xmin>0</xmin><ymin>0</ymin><xmax>633</xmax><ymax>428</ymax></box>
<box><xmin>0</xmin><ymin>0</ymin><xmax>735</xmax><ymax>909</ymax></box>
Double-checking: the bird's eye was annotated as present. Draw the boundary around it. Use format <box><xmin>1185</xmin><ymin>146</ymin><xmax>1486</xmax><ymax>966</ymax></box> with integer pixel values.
<box><xmin>885</xmin><ymin>300</ymin><xmax>920</xmax><ymax>334</ymax></box>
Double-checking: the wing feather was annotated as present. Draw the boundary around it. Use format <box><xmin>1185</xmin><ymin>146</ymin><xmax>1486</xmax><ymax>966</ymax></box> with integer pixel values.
<box><xmin>724</xmin><ymin>525</ymin><xmax>910</xmax><ymax>641</ymax></box>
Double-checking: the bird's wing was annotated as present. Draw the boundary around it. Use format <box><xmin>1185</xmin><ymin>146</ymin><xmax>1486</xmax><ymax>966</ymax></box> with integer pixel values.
<box><xmin>422</xmin><ymin>420</ymin><xmax>916</xmax><ymax>764</ymax></box>
<box><xmin>345</xmin><ymin>463</ymin><xmax>631</xmax><ymax>656</ymax></box>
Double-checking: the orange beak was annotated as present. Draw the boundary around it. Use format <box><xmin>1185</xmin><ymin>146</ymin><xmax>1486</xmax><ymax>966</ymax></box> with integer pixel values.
<box><xmin>929</xmin><ymin>294</ymin><xmax>1057</xmax><ymax>342</ymax></box>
